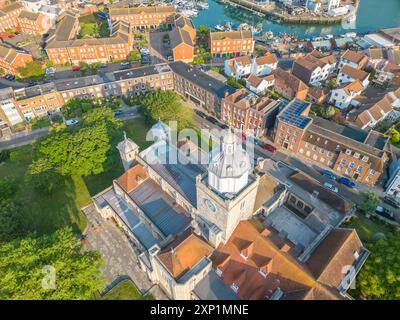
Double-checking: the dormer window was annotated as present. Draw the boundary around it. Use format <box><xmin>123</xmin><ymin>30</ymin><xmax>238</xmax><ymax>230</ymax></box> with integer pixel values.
<box><xmin>259</xmin><ymin>268</ymin><xmax>268</xmax><ymax>278</ymax></box>
<box><xmin>240</xmin><ymin>250</ymin><xmax>248</xmax><ymax>260</ymax></box>
<box><xmin>231</xmin><ymin>283</ymin><xmax>239</xmax><ymax>293</ymax></box>
<box><xmin>216</xmin><ymin>268</ymin><xmax>223</xmax><ymax>277</ymax></box>
<box><xmin>353</xmin><ymin>251</ymin><xmax>359</xmax><ymax>260</ymax></box>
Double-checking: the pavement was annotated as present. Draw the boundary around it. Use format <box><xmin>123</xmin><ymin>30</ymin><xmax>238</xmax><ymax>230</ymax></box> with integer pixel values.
<box><xmin>0</xmin><ymin>127</ymin><xmax>49</xmax><ymax>150</ymax></box>
<box><xmin>82</xmin><ymin>204</ymin><xmax>168</xmax><ymax>300</ymax></box>
<box><xmin>0</xmin><ymin>108</ymin><xmax>139</xmax><ymax>151</ymax></box>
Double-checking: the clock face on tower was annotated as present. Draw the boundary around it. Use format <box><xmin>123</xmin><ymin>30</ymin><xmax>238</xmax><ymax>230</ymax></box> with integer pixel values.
<box><xmin>203</xmin><ymin>198</ymin><xmax>217</xmax><ymax>213</ymax></box>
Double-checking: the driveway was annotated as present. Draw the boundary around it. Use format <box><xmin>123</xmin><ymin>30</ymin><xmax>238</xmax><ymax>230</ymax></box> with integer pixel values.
<box><xmin>149</xmin><ymin>31</ymin><xmax>170</xmax><ymax>64</ymax></box>
<box><xmin>81</xmin><ymin>204</ymin><xmax>168</xmax><ymax>300</ymax></box>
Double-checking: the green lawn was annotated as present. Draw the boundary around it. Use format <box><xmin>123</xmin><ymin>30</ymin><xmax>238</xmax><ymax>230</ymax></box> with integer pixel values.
<box><xmin>341</xmin><ymin>213</ymin><xmax>397</xmax><ymax>244</ymax></box>
<box><xmin>122</xmin><ymin>117</ymin><xmax>153</xmax><ymax>150</ymax></box>
<box><xmin>79</xmin><ymin>23</ymin><xmax>98</xmax><ymax>37</ymax></box>
<box><xmin>100</xmin><ymin>280</ymin><xmax>154</xmax><ymax>300</ymax></box>
<box><xmin>0</xmin><ymin>117</ymin><xmax>152</xmax><ymax>236</ymax></box>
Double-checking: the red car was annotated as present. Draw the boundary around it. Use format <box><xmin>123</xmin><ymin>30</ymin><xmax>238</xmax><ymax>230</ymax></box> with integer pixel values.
<box><xmin>72</xmin><ymin>65</ymin><xmax>80</xmax><ymax>71</ymax></box>
<box><xmin>262</xmin><ymin>143</ymin><xmax>277</xmax><ymax>153</ymax></box>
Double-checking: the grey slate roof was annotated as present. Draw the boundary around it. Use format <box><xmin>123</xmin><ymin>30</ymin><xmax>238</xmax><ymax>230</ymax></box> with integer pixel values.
<box><xmin>193</xmin><ymin>270</ymin><xmax>239</xmax><ymax>300</ymax></box>
<box><xmin>169</xmin><ymin>61</ymin><xmax>236</xmax><ymax>99</ymax></box>
<box><xmin>128</xmin><ymin>179</ymin><xmax>191</xmax><ymax>237</ymax></box>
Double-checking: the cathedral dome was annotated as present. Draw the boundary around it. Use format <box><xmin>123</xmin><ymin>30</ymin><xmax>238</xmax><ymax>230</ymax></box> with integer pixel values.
<box><xmin>208</xmin><ymin>129</ymin><xmax>251</xmax><ymax>194</ymax></box>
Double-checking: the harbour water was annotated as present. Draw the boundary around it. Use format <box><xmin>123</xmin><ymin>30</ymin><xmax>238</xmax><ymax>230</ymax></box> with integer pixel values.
<box><xmin>192</xmin><ymin>0</ymin><xmax>400</xmax><ymax>37</ymax></box>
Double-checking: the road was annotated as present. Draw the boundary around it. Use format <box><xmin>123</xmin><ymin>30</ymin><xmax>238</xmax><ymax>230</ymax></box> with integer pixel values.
<box><xmin>0</xmin><ymin>127</ymin><xmax>49</xmax><ymax>150</ymax></box>
<box><xmin>0</xmin><ymin>108</ymin><xmax>139</xmax><ymax>151</ymax></box>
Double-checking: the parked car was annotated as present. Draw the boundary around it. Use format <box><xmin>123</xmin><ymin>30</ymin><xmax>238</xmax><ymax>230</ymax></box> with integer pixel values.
<box><xmin>219</xmin><ymin>123</ymin><xmax>229</xmax><ymax>130</ymax></box>
<box><xmin>4</xmin><ymin>74</ymin><xmax>15</xmax><ymax>81</ymax></box>
<box><xmin>323</xmin><ymin>182</ymin><xmax>339</xmax><ymax>193</ymax></box>
<box><xmin>120</xmin><ymin>61</ymin><xmax>130</xmax><ymax>66</ymax></box>
<box><xmin>167</xmin><ymin>56</ymin><xmax>174</xmax><ymax>62</ymax></box>
<box><xmin>65</xmin><ymin>119</ymin><xmax>79</xmax><ymax>126</ymax></box>
<box><xmin>113</xmin><ymin>110</ymin><xmax>124</xmax><ymax>116</ymax></box>
<box><xmin>383</xmin><ymin>196</ymin><xmax>400</xmax><ymax>209</ymax></box>
<box><xmin>206</xmin><ymin>116</ymin><xmax>219</xmax><ymax>125</ymax></box>
<box><xmin>375</xmin><ymin>206</ymin><xmax>395</xmax><ymax>221</ymax></box>
<box><xmin>98</xmin><ymin>64</ymin><xmax>107</xmax><ymax>68</ymax></box>
<box><xmin>323</xmin><ymin>170</ymin><xmax>337</xmax><ymax>180</ymax></box>
<box><xmin>72</xmin><ymin>65</ymin><xmax>80</xmax><ymax>71</ymax></box>
<box><xmin>262</xmin><ymin>143</ymin><xmax>277</xmax><ymax>153</ymax></box>
<box><xmin>194</xmin><ymin>109</ymin><xmax>207</xmax><ymax>118</ymax></box>
<box><xmin>45</xmin><ymin>67</ymin><xmax>56</xmax><ymax>75</ymax></box>
<box><xmin>338</xmin><ymin>177</ymin><xmax>356</xmax><ymax>188</ymax></box>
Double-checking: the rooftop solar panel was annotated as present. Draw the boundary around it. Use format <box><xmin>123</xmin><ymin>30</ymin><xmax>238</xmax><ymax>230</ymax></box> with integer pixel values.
<box><xmin>279</xmin><ymin>99</ymin><xmax>311</xmax><ymax>129</ymax></box>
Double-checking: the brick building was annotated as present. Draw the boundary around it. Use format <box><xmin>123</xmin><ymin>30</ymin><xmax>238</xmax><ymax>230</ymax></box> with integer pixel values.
<box><xmin>209</xmin><ymin>30</ymin><xmax>254</xmax><ymax>57</ymax></box>
<box><xmin>0</xmin><ymin>44</ymin><xmax>33</xmax><ymax>75</ymax></box>
<box><xmin>272</xmin><ymin>68</ymin><xmax>309</xmax><ymax>100</ymax></box>
<box><xmin>0</xmin><ymin>2</ymin><xmax>24</xmax><ymax>33</ymax></box>
<box><xmin>109</xmin><ymin>5</ymin><xmax>175</xmax><ymax>31</ymax></box>
<box><xmin>220</xmin><ymin>88</ymin><xmax>282</xmax><ymax>137</ymax></box>
<box><xmin>45</xmin><ymin>12</ymin><xmax>132</xmax><ymax>65</ymax></box>
<box><xmin>273</xmin><ymin>99</ymin><xmax>389</xmax><ymax>186</ymax></box>
<box><xmin>17</xmin><ymin>10</ymin><xmax>51</xmax><ymax>35</ymax></box>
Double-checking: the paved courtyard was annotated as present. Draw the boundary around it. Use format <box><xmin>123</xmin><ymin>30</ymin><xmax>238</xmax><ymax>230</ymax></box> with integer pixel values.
<box><xmin>81</xmin><ymin>204</ymin><xmax>168</xmax><ymax>300</ymax></box>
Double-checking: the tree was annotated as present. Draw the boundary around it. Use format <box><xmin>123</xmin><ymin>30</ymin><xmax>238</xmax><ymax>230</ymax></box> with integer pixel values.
<box><xmin>0</xmin><ymin>68</ymin><xmax>5</xmax><ymax>76</ymax></box>
<box><xmin>327</xmin><ymin>77</ymin><xmax>338</xmax><ymax>90</ymax></box>
<box><xmin>0</xmin><ymin>179</ymin><xmax>16</xmax><ymax>201</ymax></box>
<box><xmin>141</xmin><ymin>90</ymin><xmax>193</xmax><ymax>130</ymax></box>
<box><xmin>227</xmin><ymin>76</ymin><xmax>244</xmax><ymax>89</ymax></box>
<box><xmin>357</xmin><ymin>234</ymin><xmax>400</xmax><ymax>299</ymax></box>
<box><xmin>36</xmin><ymin>108</ymin><xmax>122</xmax><ymax>176</ymax></box>
<box><xmin>0</xmin><ymin>199</ymin><xmax>24</xmax><ymax>243</ymax></box>
<box><xmin>358</xmin><ymin>191</ymin><xmax>380</xmax><ymax>214</ymax></box>
<box><xmin>25</xmin><ymin>158</ymin><xmax>62</xmax><ymax>194</ymax></box>
<box><xmin>0</xmin><ymin>227</ymin><xmax>106</xmax><ymax>299</ymax></box>
<box><xmin>389</xmin><ymin>128</ymin><xmax>400</xmax><ymax>145</ymax></box>
<box><xmin>128</xmin><ymin>50</ymin><xmax>141</xmax><ymax>61</ymax></box>
<box><xmin>17</xmin><ymin>61</ymin><xmax>44</xmax><ymax>79</ymax></box>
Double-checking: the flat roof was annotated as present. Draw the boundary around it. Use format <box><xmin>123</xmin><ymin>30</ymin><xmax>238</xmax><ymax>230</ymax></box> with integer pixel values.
<box><xmin>54</xmin><ymin>75</ymin><xmax>104</xmax><ymax>91</ymax></box>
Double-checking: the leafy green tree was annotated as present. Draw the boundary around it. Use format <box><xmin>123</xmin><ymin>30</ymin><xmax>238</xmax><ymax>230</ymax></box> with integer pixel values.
<box><xmin>0</xmin><ymin>68</ymin><xmax>5</xmax><ymax>76</ymax></box>
<box><xmin>141</xmin><ymin>90</ymin><xmax>193</xmax><ymax>130</ymax></box>
<box><xmin>25</xmin><ymin>158</ymin><xmax>62</xmax><ymax>194</ymax></box>
<box><xmin>17</xmin><ymin>61</ymin><xmax>45</xmax><ymax>79</ymax></box>
<box><xmin>357</xmin><ymin>234</ymin><xmax>400</xmax><ymax>299</ymax></box>
<box><xmin>227</xmin><ymin>76</ymin><xmax>244</xmax><ymax>89</ymax></box>
<box><xmin>128</xmin><ymin>50</ymin><xmax>141</xmax><ymax>61</ymax></box>
<box><xmin>327</xmin><ymin>77</ymin><xmax>338</xmax><ymax>90</ymax></box>
<box><xmin>358</xmin><ymin>191</ymin><xmax>380</xmax><ymax>214</ymax></box>
<box><xmin>0</xmin><ymin>179</ymin><xmax>16</xmax><ymax>201</ymax></box>
<box><xmin>389</xmin><ymin>128</ymin><xmax>400</xmax><ymax>145</ymax></box>
<box><xmin>0</xmin><ymin>199</ymin><xmax>24</xmax><ymax>243</ymax></box>
<box><xmin>36</xmin><ymin>108</ymin><xmax>122</xmax><ymax>176</ymax></box>
<box><xmin>0</xmin><ymin>227</ymin><xmax>106</xmax><ymax>299</ymax></box>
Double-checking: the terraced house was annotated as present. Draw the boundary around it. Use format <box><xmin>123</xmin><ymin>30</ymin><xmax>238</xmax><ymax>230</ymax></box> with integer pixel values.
<box><xmin>46</xmin><ymin>12</ymin><xmax>133</xmax><ymax>65</ymax></box>
<box><xmin>209</xmin><ymin>30</ymin><xmax>254</xmax><ymax>57</ymax></box>
<box><xmin>0</xmin><ymin>44</ymin><xmax>33</xmax><ymax>75</ymax></box>
<box><xmin>109</xmin><ymin>5</ymin><xmax>176</xmax><ymax>31</ymax></box>
<box><xmin>17</xmin><ymin>10</ymin><xmax>51</xmax><ymax>35</ymax></box>
<box><xmin>0</xmin><ymin>2</ymin><xmax>24</xmax><ymax>33</ymax></box>
<box><xmin>273</xmin><ymin>99</ymin><xmax>389</xmax><ymax>186</ymax></box>
<box><xmin>220</xmin><ymin>88</ymin><xmax>282</xmax><ymax>137</ymax></box>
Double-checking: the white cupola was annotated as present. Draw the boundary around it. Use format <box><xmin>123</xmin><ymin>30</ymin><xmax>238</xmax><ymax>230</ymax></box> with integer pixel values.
<box><xmin>208</xmin><ymin>129</ymin><xmax>251</xmax><ymax>194</ymax></box>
